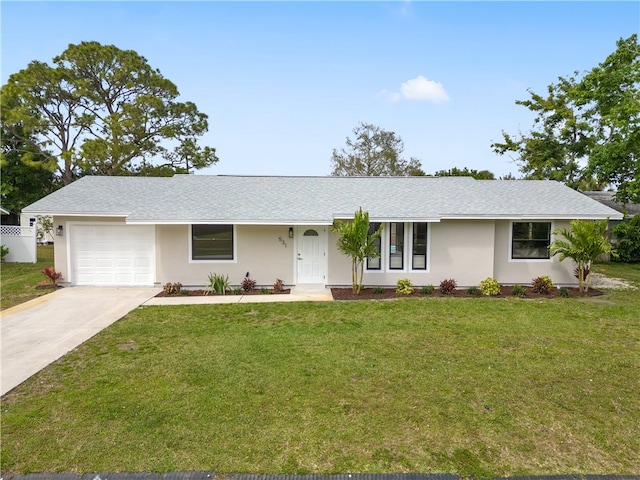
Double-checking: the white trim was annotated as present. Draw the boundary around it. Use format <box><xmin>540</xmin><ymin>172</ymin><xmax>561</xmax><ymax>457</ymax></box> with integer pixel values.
<box><xmin>188</xmin><ymin>224</ymin><xmax>238</xmax><ymax>264</ymax></box>
<box><xmin>24</xmin><ymin>212</ymin><xmax>129</xmax><ymax>218</ymax></box>
<box><xmin>508</xmin><ymin>220</ymin><xmax>554</xmax><ymax>263</ymax></box>
<box><xmin>441</xmin><ymin>214</ymin><xmax>621</xmax><ymax>221</ymax></box>
<box><xmin>365</xmin><ymin>221</ymin><xmax>385</xmax><ymax>273</ymax></box>
<box><xmin>387</xmin><ymin>221</ymin><xmax>408</xmax><ymax>273</ymax></box>
<box><xmin>128</xmin><ymin>219</ymin><xmax>334</xmax><ymax>225</ymax></box>
<box><xmin>409</xmin><ymin>221</ymin><xmax>431</xmax><ymax>273</ymax></box>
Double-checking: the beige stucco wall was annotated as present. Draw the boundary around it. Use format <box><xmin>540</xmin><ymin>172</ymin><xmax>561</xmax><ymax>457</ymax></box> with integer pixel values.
<box><xmin>493</xmin><ymin>219</ymin><xmax>577</xmax><ymax>286</ymax></box>
<box><xmin>52</xmin><ymin>217</ymin><xmax>579</xmax><ymax>288</ymax></box>
<box><xmin>156</xmin><ymin>224</ymin><xmax>294</xmax><ymax>287</ymax></box>
<box><xmin>327</xmin><ymin>220</ymin><xmax>496</xmax><ymax>287</ymax></box>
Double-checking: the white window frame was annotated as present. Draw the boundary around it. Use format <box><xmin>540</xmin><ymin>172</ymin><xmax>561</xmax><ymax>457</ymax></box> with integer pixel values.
<box><xmin>365</xmin><ymin>221</ymin><xmax>384</xmax><ymax>272</ymax></box>
<box><xmin>508</xmin><ymin>220</ymin><xmax>553</xmax><ymax>263</ymax></box>
<box><xmin>409</xmin><ymin>222</ymin><xmax>430</xmax><ymax>272</ymax></box>
<box><xmin>188</xmin><ymin>224</ymin><xmax>238</xmax><ymax>264</ymax></box>
<box><xmin>388</xmin><ymin>222</ymin><xmax>407</xmax><ymax>272</ymax></box>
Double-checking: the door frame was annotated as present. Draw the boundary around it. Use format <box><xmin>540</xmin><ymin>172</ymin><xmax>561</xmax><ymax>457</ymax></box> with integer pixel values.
<box><xmin>294</xmin><ymin>225</ymin><xmax>328</xmax><ymax>285</ymax></box>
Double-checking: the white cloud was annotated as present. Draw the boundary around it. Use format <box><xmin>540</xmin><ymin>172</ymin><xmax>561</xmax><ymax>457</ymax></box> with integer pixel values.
<box><xmin>378</xmin><ymin>89</ymin><xmax>402</xmax><ymax>104</ymax></box>
<box><xmin>400</xmin><ymin>75</ymin><xmax>449</xmax><ymax>103</ymax></box>
<box><xmin>380</xmin><ymin>75</ymin><xmax>450</xmax><ymax>104</ymax></box>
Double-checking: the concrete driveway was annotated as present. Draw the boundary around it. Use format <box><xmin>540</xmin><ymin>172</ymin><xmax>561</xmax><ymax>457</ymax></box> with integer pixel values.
<box><xmin>1</xmin><ymin>286</ymin><xmax>160</xmax><ymax>396</ymax></box>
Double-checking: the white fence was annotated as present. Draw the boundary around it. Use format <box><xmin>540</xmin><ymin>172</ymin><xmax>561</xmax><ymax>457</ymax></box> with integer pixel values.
<box><xmin>1</xmin><ymin>225</ymin><xmax>37</xmax><ymax>263</ymax></box>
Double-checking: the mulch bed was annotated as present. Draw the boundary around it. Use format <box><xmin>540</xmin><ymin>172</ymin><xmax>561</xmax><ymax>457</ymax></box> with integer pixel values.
<box><xmin>34</xmin><ymin>284</ymin><xmax>63</xmax><ymax>290</ymax></box>
<box><xmin>156</xmin><ymin>289</ymin><xmax>291</xmax><ymax>298</ymax></box>
<box><xmin>331</xmin><ymin>285</ymin><xmax>603</xmax><ymax>301</ymax></box>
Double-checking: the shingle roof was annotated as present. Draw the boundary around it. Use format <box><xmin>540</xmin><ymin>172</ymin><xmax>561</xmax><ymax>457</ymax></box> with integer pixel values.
<box><xmin>23</xmin><ymin>175</ymin><xmax>623</xmax><ymax>224</ymax></box>
<box><xmin>581</xmin><ymin>191</ymin><xmax>640</xmax><ymax>216</ymax></box>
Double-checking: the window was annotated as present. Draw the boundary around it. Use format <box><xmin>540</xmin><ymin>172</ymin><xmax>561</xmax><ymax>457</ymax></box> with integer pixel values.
<box><xmin>412</xmin><ymin>222</ymin><xmax>427</xmax><ymax>270</ymax></box>
<box><xmin>511</xmin><ymin>222</ymin><xmax>551</xmax><ymax>259</ymax></box>
<box><xmin>367</xmin><ymin>222</ymin><xmax>382</xmax><ymax>270</ymax></box>
<box><xmin>389</xmin><ymin>222</ymin><xmax>404</xmax><ymax>269</ymax></box>
<box><xmin>192</xmin><ymin>225</ymin><xmax>234</xmax><ymax>260</ymax></box>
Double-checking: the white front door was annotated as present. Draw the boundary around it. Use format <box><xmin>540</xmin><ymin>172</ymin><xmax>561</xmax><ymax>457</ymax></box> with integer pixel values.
<box><xmin>296</xmin><ymin>226</ymin><xmax>327</xmax><ymax>284</ymax></box>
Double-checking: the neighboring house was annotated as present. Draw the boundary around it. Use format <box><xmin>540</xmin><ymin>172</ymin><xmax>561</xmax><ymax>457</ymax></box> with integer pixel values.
<box><xmin>581</xmin><ymin>191</ymin><xmax>640</xmax><ymax>220</ymax></box>
<box><xmin>22</xmin><ymin>175</ymin><xmax>622</xmax><ymax>288</ymax></box>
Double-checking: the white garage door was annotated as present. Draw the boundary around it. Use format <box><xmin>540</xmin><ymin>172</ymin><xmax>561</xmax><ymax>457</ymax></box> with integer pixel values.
<box><xmin>71</xmin><ymin>225</ymin><xmax>155</xmax><ymax>286</ymax></box>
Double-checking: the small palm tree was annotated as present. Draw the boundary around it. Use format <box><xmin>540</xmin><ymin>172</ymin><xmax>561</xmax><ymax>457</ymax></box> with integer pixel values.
<box><xmin>332</xmin><ymin>207</ymin><xmax>383</xmax><ymax>294</ymax></box>
<box><xmin>550</xmin><ymin>219</ymin><xmax>613</xmax><ymax>292</ymax></box>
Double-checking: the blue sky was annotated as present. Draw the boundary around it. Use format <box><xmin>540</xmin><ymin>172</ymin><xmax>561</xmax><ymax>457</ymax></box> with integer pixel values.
<box><xmin>1</xmin><ymin>1</ymin><xmax>638</xmax><ymax>178</ymax></box>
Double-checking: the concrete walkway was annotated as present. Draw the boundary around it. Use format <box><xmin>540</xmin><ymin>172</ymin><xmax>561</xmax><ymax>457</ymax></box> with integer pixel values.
<box><xmin>1</xmin><ymin>287</ymin><xmax>161</xmax><ymax>396</ymax></box>
<box><xmin>142</xmin><ymin>283</ymin><xmax>334</xmax><ymax>306</ymax></box>
<box><xmin>1</xmin><ymin>284</ymin><xmax>333</xmax><ymax>396</ymax></box>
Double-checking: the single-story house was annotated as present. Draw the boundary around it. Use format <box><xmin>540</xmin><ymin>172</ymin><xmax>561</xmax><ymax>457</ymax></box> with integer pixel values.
<box><xmin>22</xmin><ymin>175</ymin><xmax>623</xmax><ymax>289</ymax></box>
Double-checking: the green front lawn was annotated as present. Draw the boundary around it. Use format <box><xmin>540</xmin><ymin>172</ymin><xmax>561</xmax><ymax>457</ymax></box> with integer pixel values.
<box><xmin>0</xmin><ymin>244</ymin><xmax>55</xmax><ymax>310</ymax></box>
<box><xmin>2</xmin><ymin>266</ymin><xmax>639</xmax><ymax>476</ymax></box>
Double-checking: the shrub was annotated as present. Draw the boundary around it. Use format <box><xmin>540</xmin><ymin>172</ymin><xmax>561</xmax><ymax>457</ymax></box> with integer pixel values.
<box><xmin>373</xmin><ymin>286</ymin><xmax>385</xmax><ymax>294</ymax></box>
<box><xmin>242</xmin><ymin>275</ymin><xmax>256</xmax><ymax>292</ymax></box>
<box><xmin>466</xmin><ymin>286</ymin><xmax>480</xmax><ymax>296</ymax></box>
<box><xmin>511</xmin><ymin>284</ymin><xmax>527</xmax><ymax>297</ymax></box>
<box><xmin>42</xmin><ymin>266</ymin><xmax>62</xmax><ymax>285</ymax></box>
<box><xmin>232</xmin><ymin>287</ymin><xmax>243</xmax><ymax>295</ymax></box>
<box><xmin>612</xmin><ymin>214</ymin><xmax>640</xmax><ymax>262</ymax></box>
<box><xmin>559</xmin><ymin>287</ymin><xmax>570</xmax><ymax>298</ymax></box>
<box><xmin>273</xmin><ymin>278</ymin><xmax>284</xmax><ymax>292</ymax></box>
<box><xmin>439</xmin><ymin>278</ymin><xmax>457</xmax><ymax>294</ymax></box>
<box><xmin>531</xmin><ymin>275</ymin><xmax>553</xmax><ymax>294</ymax></box>
<box><xmin>479</xmin><ymin>277</ymin><xmax>500</xmax><ymax>296</ymax></box>
<box><xmin>421</xmin><ymin>284</ymin><xmax>435</xmax><ymax>294</ymax></box>
<box><xmin>208</xmin><ymin>272</ymin><xmax>230</xmax><ymax>295</ymax></box>
<box><xmin>396</xmin><ymin>278</ymin><xmax>414</xmax><ymax>295</ymax></box>
<box><xmin>163</xmin><ymin>282</ymin><xmax>182</xmax><ymax>295</ymax></box>
<box><xmin>260</xmin><ymin>287</ymin><xmax>271</xmax><ymax>295</ymax></box>
<box><xmin>1</xmin><ymin>245</ymin><xmax>9</xmax><ymax>262</ymax></box>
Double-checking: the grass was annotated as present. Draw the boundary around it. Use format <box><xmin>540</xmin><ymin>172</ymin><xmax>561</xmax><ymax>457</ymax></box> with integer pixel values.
<box><xmin>0</xmin><ymin>244</ymin><xmax>55</xmax><ymax>310</ymax></box>
<box><xmin>2</xmin><ymin>263</ymin><xmax>639</xmax><ymax>476</ymax></box>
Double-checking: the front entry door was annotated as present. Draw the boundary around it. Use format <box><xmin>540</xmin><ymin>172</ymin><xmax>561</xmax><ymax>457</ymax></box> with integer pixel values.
<box><xmin>296</xmin><ymin>227</ymin><xmax>327</xmax><ymax>284</ymax></box>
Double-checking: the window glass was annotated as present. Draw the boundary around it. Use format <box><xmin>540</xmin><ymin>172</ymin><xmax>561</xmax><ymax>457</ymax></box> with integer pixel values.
<box><xmin>192</xmin><ymin>225</ymin><xmax>234</xmax><ymax>260</ymax></box>
<box><xmin>367</xmin><ymin>222</ymin><xmax>382</xmax><ymax>270</ymax></box>
<box><xmin>389</xmin><ymin>222</ymin><xmax>404</xmax><ymax>269</ymax></box>
<box><xmin>412</xmin><ymin>222</ymin><xmax>427</xmax><ymax>270</ymax></box>
<box><xmin>512</xmin><ymin>222</ymin><xmax>551</xmax><ymax>259</ymax></box>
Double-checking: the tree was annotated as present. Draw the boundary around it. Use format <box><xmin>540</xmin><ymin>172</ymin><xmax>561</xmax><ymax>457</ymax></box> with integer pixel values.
<box><xmin>579</xmin><ymin>35</ymin><xmax>640</xmax><ymax>206</ymax></box>
<box><xmin>549</xmin><ymin>219</ymin><xmax>613</xmax><ymax>292</ymax></box>
<box><xmin>434</xmin><ymin>167</ymin><xmax>496</xmax><ymax>180</ymax></box>
<box><xmin>332</xmin><ymin>208</ymin><xmax>383</xmax><ymax>294</ymax></box>
<box><xmin>331</xmin><ymin>122</ymin><xmax>424</xmax><ymax>176</ymax></box>
<box><xmin>1</xmin><ymin>41</ymin><xmax>218</xmax><ymax>185</ymax></box>
<box><xmin>1</xmin><ymin>113</ymin><xmax>59</xmax><ymax>224</ymax></box>
<box><xmin>492</xmin><ymin>35</ymin><xmax>639</xmax><ymax>203</ymax></box>
<box><xmin>612</xmin><ymin>215</ymin><xmax>640</xmax><ymax>262</ymax></box>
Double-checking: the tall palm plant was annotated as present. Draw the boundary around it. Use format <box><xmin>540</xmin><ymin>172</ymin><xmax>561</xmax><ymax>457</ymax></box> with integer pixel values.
<box><xmin>550</xmin><ymin>219</ymin><xmax>613</xmax><ymax>292</ymax></box>
<box><xmin>332</xmin><ymin>207</ymin><xmax>383</xmax><ymax>294</ymax></box>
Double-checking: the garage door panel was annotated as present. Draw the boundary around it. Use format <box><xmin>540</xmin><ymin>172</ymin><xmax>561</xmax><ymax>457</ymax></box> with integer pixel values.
<box><xmin>71</xmin><ymin>225</ymin><xmax>154</xmax><ymax>286</ymax></box>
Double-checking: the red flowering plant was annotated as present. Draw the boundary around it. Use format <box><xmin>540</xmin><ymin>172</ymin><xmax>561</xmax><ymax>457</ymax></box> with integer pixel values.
<box><xmin>42</xmin><ymin>266</ymin><xmax>62</xmax><ymax>286</ymax></box>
